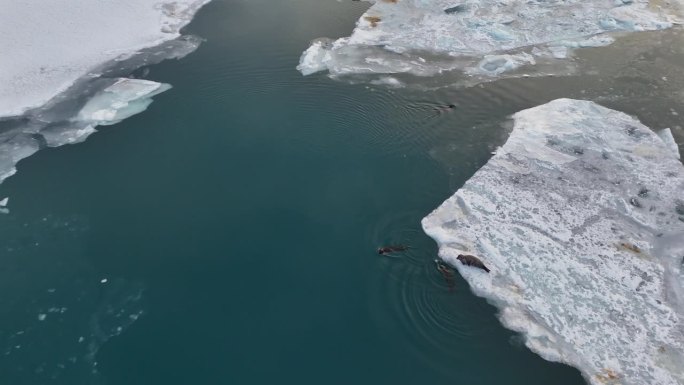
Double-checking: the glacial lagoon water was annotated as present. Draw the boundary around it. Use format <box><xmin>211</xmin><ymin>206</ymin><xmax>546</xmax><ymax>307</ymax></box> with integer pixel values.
<box><xmin>1</xmin><ymin>1</ymin><xmax>683</xmax><ymax>384</ymax></box>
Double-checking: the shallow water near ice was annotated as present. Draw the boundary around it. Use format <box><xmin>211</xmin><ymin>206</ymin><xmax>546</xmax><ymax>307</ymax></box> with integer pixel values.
<box><xmin>0</xmin><ymin>1</ymin><xmax>683</xmax><ymax>384</ymax></box>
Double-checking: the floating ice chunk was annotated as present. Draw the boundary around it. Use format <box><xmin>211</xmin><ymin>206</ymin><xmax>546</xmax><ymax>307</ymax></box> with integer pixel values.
<box><xmin>658</xmin><ymin>128</ymin><xmax>681</xmax><ymax>160</ymax></box>
<box><xmin>299</xmin><ymin>0</ymin><xmax>684</xmax><ymax>80</ymax></box>
<box><xmin>0</xmin><ymin>78</ymin><xmax>170</xmax><ymax>188</ymax></box>
<box><xmin>560</xmin><ymin>35</ymin><xmax>617</xmax><ymax>49</ymax></box>
<box><xmin>546</xmin><ymin>46</ymin><xmax>569</xmax><ymax>59</ymax></box>
<box><xmin>422</xmin><ymin>99</ymin><xmax>684</xmax><ymax>385</ymax></box>
<box><xmin>76</xmin><ymin>78</ymin><xmax>171</xmax><ymax>126</ymax></box>
<box><xmin>37</xmin><ymin>314</ymin><xmax>46</xmax><ymax>321</ymax></box>
<box><xmin>297</xmin><ymin>39</ymin><xmax>334</xmax><ymax>76</ymax></box>
<box><xmin>40</xmin><ymin>124</ymin><xmax>98</xmax><ymax>147</ymax></box>
<box><xmin>0</xmin><ymin>133</ymin><xmax>42</xmax><ymax>184</ymax></box>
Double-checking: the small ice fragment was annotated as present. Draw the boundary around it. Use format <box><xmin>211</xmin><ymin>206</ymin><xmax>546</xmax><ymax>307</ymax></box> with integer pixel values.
<box><xmin>76</xmin><ymin>78</ymin><xmax>171</xmax><ymax>126</ymax></box>
<box><xmin>78</xmin><ymin>336</ymin><xmax>84</xmax><ymax>343</ymax></box>
<box><xmin>0</xmin><ymin>197</ymin><xmax>8</xmax><ymax>206</ymax></box>
<box><xmin>37</xmin><ymin>314</ymin><xmax>46</xmax><ymax>321</ymax></box>
<box><xmin>657</xmin><ymin>128</ymin><xmax>680</xmax><ymax>159</ymax></box>
<box><xmin>100</xmin><ymin>278</ymin><xmax>108</xmax><ymax>283</ymax></box>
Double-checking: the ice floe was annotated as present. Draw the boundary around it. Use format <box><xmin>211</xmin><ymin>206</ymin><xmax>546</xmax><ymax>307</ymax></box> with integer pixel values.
<box><xmin>0</xmin><ymin>0</ymin><xmax>205</xmax><ymax>189</ymax></box>
<box><xmin>0</xmin><ymin>78</ymin><xmax>171</xmax><ymax>185</ymax></box>
<box><xmin>299</xmin><ymin>0</ymin><xmax>684</xmax><ymax>80</ymax></box>
<box><xmin>422</xmin><ymin>99</ymin><xmax>684</xmax><ymax>385</ymax></box>
<box><xmin>77</xmin><ymin>78</ymin><xmax>172</xmax><ymax>126</ymax></box>
<box><xmin>0</xmin><ymin>0</ymin><xmax>209</xmax><ymax>118</ymax></box>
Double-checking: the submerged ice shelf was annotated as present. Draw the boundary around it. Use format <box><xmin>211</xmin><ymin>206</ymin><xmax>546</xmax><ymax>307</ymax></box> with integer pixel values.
<box><xmin>422</xmin><ymin>99</ymin><xmax>684</xmax><ymax>385</ymax></box>
<box><xmin>298</xmin><ymin>0</ymin><xmax>684</xmax><ymax>80</ymax></box>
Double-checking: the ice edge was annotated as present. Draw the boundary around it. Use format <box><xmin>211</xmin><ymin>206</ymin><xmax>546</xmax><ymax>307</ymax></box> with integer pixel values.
<box><xmin>422</xmin><ymin>99</ymin><xmax>684</xmax><ymax>385</ymax></box>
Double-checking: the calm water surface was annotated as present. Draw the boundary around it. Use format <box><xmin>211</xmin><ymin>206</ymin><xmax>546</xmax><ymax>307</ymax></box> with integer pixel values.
<box><xmin>1</xmin><ymin>1</ymin><xmax>683</xmax><ymax>384</ymax></box>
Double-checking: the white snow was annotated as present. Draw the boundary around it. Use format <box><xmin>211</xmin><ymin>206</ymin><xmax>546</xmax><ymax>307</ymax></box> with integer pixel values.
<box><xmin>0</xmin><ymin>0</ymin><xmax>209</xmax><ymax>118</ymax></box>
<box><xmin>299</xmin><ymin>0</ymin><xmax>684</xmax><ymax>79</ymax></box>
<box><xmin>422</xmin><ymin>99</ymin><xmax>684</xmax><ymax>385</ymax></box>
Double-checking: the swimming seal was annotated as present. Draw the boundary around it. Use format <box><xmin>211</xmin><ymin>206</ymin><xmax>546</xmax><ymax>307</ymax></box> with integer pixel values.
<box><xmin>435</xmin><ymin>259</ymin><xmax>456</xmax><ymax>291</ymax></box>
<box><xmin>456</xmin><ymin>254</ymin><xmax>490</xmax><ymax>273</ymax></box>
<box><xmin>377</xmin><ymin>245</ymin><xmax>410</xmax><ymax>255</ymax></box>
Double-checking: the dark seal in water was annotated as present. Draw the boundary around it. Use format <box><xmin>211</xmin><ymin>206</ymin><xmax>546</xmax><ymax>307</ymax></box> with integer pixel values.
<box><xmin>377</xmin><ymin>245</ymin><xmax>410</xmax><ymax>255</ymax></box>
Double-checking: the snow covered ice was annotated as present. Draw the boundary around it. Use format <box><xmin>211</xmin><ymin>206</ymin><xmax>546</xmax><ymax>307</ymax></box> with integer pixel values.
<box><xmin>0</xmin><ymin>0</ymin><xmax>209</xmax><ymax>118</ymax></box>
<box><xmin>298</xmin><ymin>0</ymin><xmax>684</xmax><ymax>80</ymax></box>
<box><xmin>422</xmin><ymin>99</ymin><xmax>684</xmax><ymax>385</ymax></box>
<box><xmin>77</xmin><ymin>79</ymin><xmax>172</xmax><ymax>126</ymax></box>
<box><xmin>0</xmin><ymin>1</ymin><xmax>208</xmax><ymax>187</ymax></box>
<box><xmin>0</xmin><ymin>78</ymin><xmax>171</xmax><ymax>185</ymax></box>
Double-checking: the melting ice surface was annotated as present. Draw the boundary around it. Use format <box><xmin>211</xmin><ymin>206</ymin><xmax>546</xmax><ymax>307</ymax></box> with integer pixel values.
<box><xmin>422</xmin><ymin>99</ymin><xmax>684</xmax><ymax>385</ymax></box>
<box><xmin>298</xmin><ymin>0</ymin><xmax>683</xmax><ymax>79</ymax></box>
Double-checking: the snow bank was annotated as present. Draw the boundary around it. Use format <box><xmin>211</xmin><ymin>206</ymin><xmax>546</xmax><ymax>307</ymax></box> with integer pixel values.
<box><xmin>0</xmin><ymin>0</ymin><xmax>209</xmax><ymax>118</ymax></box>
<box><xmin>422</xmin><ymin>99</ymin><xmax>684</xmax><ymax>385</ymax></box>
<box><xmin>299</xmin><ymin>0</ymin><xmax>683</xmax><ymax>79</ymax></box>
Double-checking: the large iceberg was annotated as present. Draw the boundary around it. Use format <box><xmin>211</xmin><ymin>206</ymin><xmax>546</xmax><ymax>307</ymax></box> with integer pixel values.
<box><xmin>422</xmin><ymin>99</ymin><xmax>684</xmax><ymax>385</ymax></box>
<box><xmin>299</xmin><ymin>0</ymin><xmax>684</xmax><ymax>80</ymax></box>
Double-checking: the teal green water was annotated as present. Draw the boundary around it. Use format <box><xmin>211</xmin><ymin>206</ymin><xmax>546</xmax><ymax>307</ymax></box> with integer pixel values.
<box><xmin>11</xmin><ymin>0</ymin><xmax>674</xmax><ymax>383</ymax></box>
